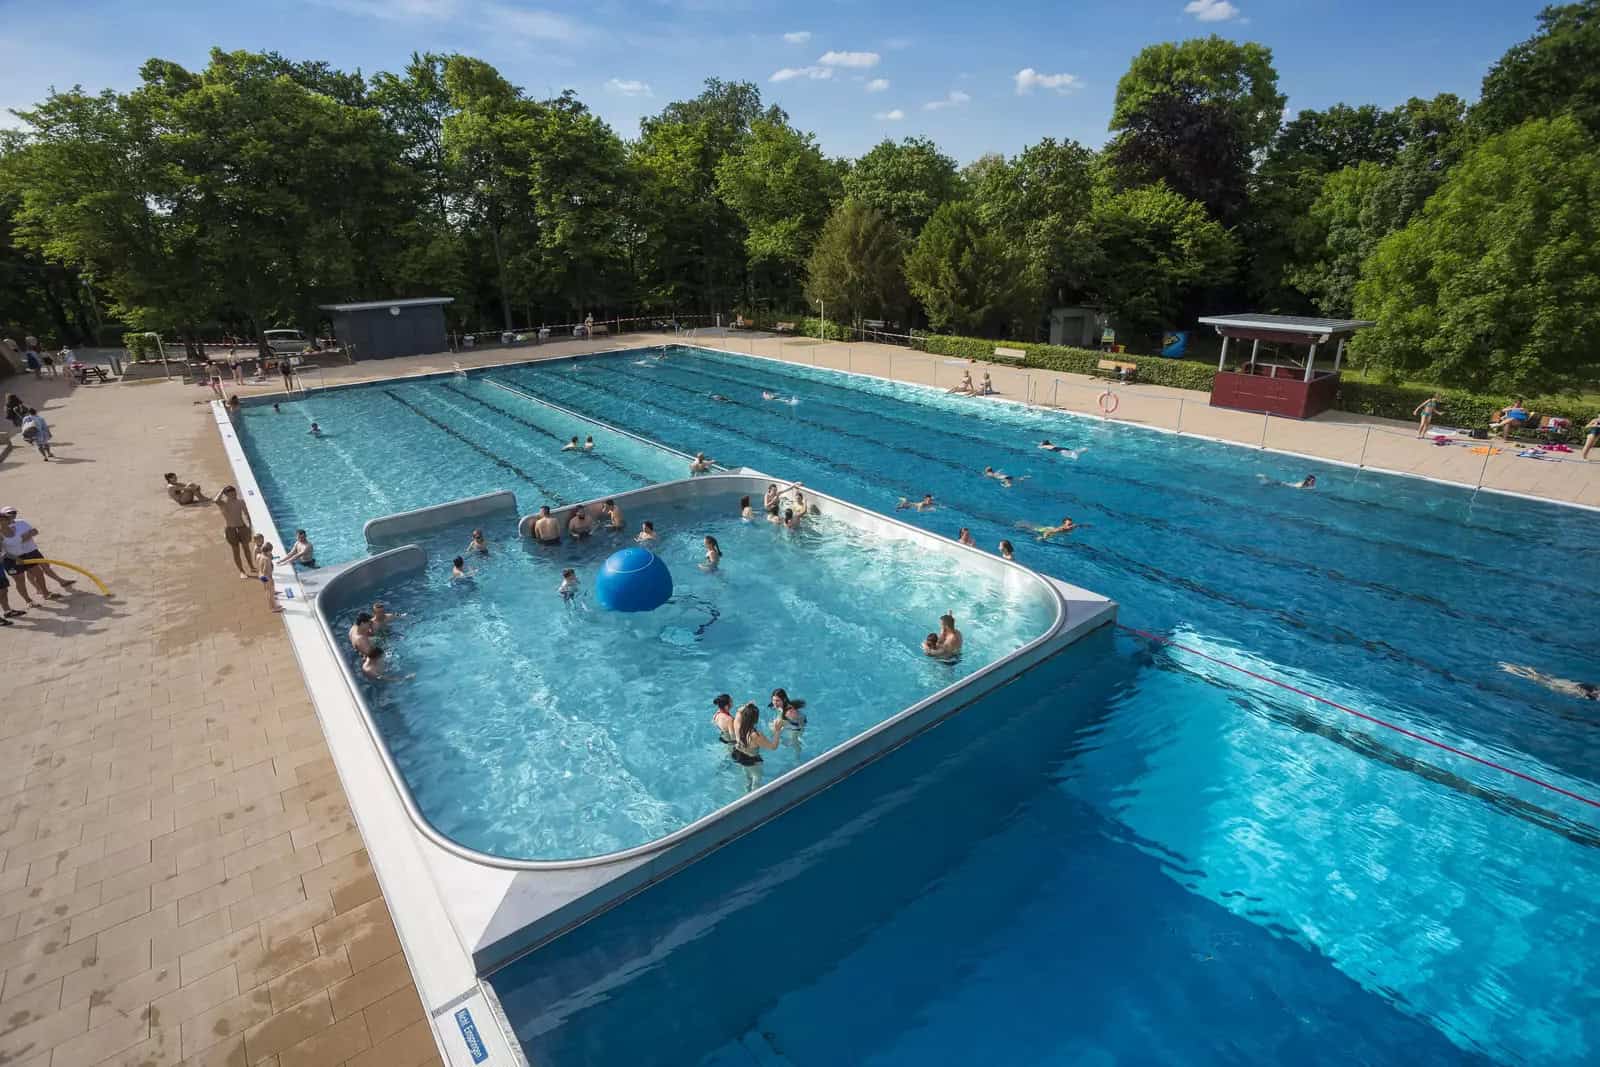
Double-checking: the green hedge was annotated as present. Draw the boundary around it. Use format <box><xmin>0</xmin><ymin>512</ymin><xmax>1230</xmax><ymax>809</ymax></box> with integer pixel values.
<box><xmin>1334</xmin><ymin>381</ymin><xmax>1594</xmax><ymax>429</ymax></box>
<box><xmin>918</xmin><ymin>333</ymin><xmax>1219</xmax><ymax>391</ymax></box>
<box><xmin>122</xmin><ymin>332</ymin><xmax>159</xmax><ymax>361</ymax></box>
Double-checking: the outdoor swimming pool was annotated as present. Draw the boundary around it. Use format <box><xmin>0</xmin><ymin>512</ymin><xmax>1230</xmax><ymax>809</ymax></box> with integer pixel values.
<box><xmin>323</xmin><ymin>497</ymin><xmax>1057</xmax><ymax>860</ymax></box>
<box><xmin>237</xmin><ymin>346</ymin><xmax>1600</xmax><ymax>1065</ymax></box>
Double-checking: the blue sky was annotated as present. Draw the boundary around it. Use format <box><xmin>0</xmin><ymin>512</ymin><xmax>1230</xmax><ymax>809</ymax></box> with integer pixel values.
<box><xmin>0</xmin><ymin>0</ymin><xmax>1550</xmax><ymax>162</ymax></box>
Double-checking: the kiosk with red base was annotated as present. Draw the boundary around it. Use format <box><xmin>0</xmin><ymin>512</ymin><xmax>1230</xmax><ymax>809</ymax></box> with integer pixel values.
<box><xmin>1201</xmin><ymin>314</ymin><xmax>1374</xmax><ymax>420</ymax></box>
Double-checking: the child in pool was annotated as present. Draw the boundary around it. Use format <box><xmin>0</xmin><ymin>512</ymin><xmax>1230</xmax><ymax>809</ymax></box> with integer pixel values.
<box><xmin>558</xmin><ymin>568</ymin><xmax>579</xmax><ymax>602</ymax></box>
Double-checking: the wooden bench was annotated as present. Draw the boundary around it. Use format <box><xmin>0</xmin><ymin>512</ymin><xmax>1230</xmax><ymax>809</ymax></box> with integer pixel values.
<box><xmin>590</xmin><ymin>323</ymin><xmax>610</xmax><ymax>336</ymax></box>
<box><xmin>773</xmin><ymin>322</ymin><xmax>797</xmax><ymax>334</ymax></box>
<box><xmin>1095</xmin><ymin>358</ymin><xmax>1138</xmax><ymax>382</ymax></box>
<box><xmin>992</xmin><ymin>346</ymin><xmax>1026</xmax><ymax>363</ymax></box>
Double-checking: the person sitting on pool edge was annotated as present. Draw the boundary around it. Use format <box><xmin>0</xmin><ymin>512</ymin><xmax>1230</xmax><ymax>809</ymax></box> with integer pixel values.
<box><xmin>531</xmin><ymin>506</ymin><xmax>561</xmax><ymax>544</ymax></box>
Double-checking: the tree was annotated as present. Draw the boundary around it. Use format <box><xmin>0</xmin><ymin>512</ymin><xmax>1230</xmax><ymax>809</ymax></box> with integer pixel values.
<box><xmin>714</xmin><ymin>117</ymin><xmax>839</xmax><ymax>303</ymax></box>
<box><xmin>1073</xmin><ymin>184</ymin><xmax>1237</xmax><ymax>338</ymax></box>
<box><xmin>1265</xmin><ymin>104</ymin><xmax>1405</xmax><ymax>174</ymax></box>
<box><xmin>1107</xmin><ymin>35</ymin><xmax>1285</xmax><ymax>221</ymax></box>
<box><xmin>842</xmin><ymin>137</ymin><xmax>961</xmax><ymax>239</ymax></box>
<box><xmin>1475</xmin><ymin>0</ymin><xmax>1600</xmax><ymax>137</ymax></box>
<box><xmin>1286</xmin><ymin>162</ymin><xmax>1388</xmax><ymax>316</ymax></box>
<box><xmin>804</xmin><ymin>198</ymin><xmax>906</xmax><ymax>326</ymax></box>
<box><xmin>968</xmin><ymin>138</ymin><xmax>1096</xmax><ymax>305</ymax></box>
<box><xmin>904</xmin><ymin>200</ymin><xmax>1039</xmax><ymax>335</ymax></box>
<box><xmin>1353</xmin><ymin>116</ymin><xmax>1600</xmax><ymax>392</ymax></box>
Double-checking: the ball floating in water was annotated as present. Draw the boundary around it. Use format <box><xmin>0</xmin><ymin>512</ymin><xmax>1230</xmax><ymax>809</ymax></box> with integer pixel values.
<box><xmin>594</xmin><ymin>547</ymin><xmax>673</xmax><ymax>612</ymax></box>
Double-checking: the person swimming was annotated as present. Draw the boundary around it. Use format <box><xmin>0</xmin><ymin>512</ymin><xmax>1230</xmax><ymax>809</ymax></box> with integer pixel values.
<box><xmin>896</xmin><ymin>493</ymin><xmax>936</xmax><ymax>512</ymax></box>
<box><xmin>1037</xmin><ymin>439</ymin><xmax>1084</xmax><ymax>459</ymax></box>
<box><xmin>451</xmin><ymin>556</ymin><xmax>475</xmax><ymax>581</ymax></box>
<box><xmin>702</xmin><ymin>535</ymin><xmax>721</xmax><ymax>571</ymax></box>
<box><xmin>636</xmin><ymin>521</ymin><xmax>658</xmax><ymax>543</ymax></box>
<box><xmin>983</xmin><ymin>466</ymin><xmax>1020</xmax><ymax>488</ymax></box>
<box><xmin>957</xmin><ymin>527</ymin><xmax>976</xmax><ymax>546</ymax></box>
<box><xmin>558</xmin><ymin>568</ymin><xmax>579</xmax><ymax>603</ymax></box>
<box><xmin>922</xmin><ymin>632</ymin><xmax>941</xmax><ymax>656</ymax></box>
<box><xmin>782</xmin><ymin>508</ymin><xmax>801</xmax><ymax>530</ymax></box>
<box><xmin>711</xmin><ymin>693</ymin><xmax>737</xmax><ymax>743</ymax></box>
<box><xmin>1261</xmin><ymin>473</ymin><xmax>1317</xmax><ymax>489</ymax></box>
<box><xmin>467</xmin><ymin>529</ymin><xmax>489</xmax><ymax>555</ymax></box>
<box><xmin>1499</xmin><ymin>662</ymin><xmax>1599</xmax><ymax>700</ymax></box>
<box><xmin>689</xmin><ymin>452</ymin><xmax>714</xmax><ymax>474</ymax></box>
<box><xmin>309</xmin><ymin>422</ymin><xmax>322</xmax><ymax>437</ymax></box>
<box><xmin>1021</xmin><ymin>516</ymin><xmax>1078</xmax><ymax>540</ymax></box>
<box><xmin>561</xmin><ymin>436</ymin><xmax>580</xmax><ymax>451</ymax></box>
<box><xmin>531</xmin><ymin>505</ymin><xmax>561</xmax><ymax>544</ymax></box>
<box><xmin>709</xmin><ymin>393</ymin><xmax>732</xmax><ymax>403</ymax></box>
<box><xmin>998</xmin><ymin>539</ymin><xmax>1015</xmax><ymax>561</ymax></box>
<box><xmin>927</xmin><ymin>612</ymin><xmax>962</xmax><ymax>659</ymax></box>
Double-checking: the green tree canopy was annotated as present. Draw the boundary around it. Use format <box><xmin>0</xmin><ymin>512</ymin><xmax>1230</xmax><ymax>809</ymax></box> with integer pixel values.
<box><xmin>714</xmin><ymin>117</ymin><xmax>839</xmax><ymax>301</ymax></box>
<box><xmin>969</xmin><ymin>138</ymin><xmax>1096</xmax><ymax>303</ymax></box>
<box><xmin>842</xmin><ymin>136</ymin><xmax>961</xmax><ymax>239</ymax></box>
<box><xmin>804</xmin><ymin>198</ymin><xmax>906</xmax><ymax>326</ymax></box>
<box><xmin>1353</xmin><ymin>116</ymin><xmax>1600</xmax><ymax>392</ymax></box>
<box><xmin>1287</xmin><ymin>162</ymin><xmax>1389</xmax><ymax>317</ymax></box>
<box><xmin>904</xmin><ymin>200</ymin><xmax>1039</xmax><ymax>335</ymax></box>
<box><xmin>1108</xmin><ymin>35</ymin><xmax>1284</xmax><ymax>221</ymax></box>
<box><xmin>1074</xmin><ymin>184</ymin><xmax>1237</xmax><ymax>338</ymax></box>
<box><xmin>1475</xmin><ymin>0</ymin><xmax>1600</xmax><ymax>137</ymax></box>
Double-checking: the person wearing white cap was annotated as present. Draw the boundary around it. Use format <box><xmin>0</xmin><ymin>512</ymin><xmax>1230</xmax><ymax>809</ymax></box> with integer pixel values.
<box><xmin>0</xmin><ymin>507</ymin><xmax>75</xmax><ymax>600</ymax></box>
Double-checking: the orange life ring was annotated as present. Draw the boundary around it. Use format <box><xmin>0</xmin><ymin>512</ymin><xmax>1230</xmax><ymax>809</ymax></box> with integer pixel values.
<box><xmin>1098</xmin><ymin>390</ymin><xmax>1119</xmax><ymax>415</ymax></box>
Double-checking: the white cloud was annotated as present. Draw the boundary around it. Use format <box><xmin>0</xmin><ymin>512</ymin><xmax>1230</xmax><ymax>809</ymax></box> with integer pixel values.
<box><xmin>482</xmin><ymin>4</ymin><xmax>582</xmax><ymax>41</ymax></box>
<box><xmin>770</xmin><ymin>66</ymin><xmax>833</xmax><ymax>82</ymax></box>
<box><xmin>1013</xmin><ymin>68</ymin><xmax>1083</xmax><ymax>95</ymax></box>
<box><xmin>782</xmin><ymin>30</ymin><xmax>812</xmax><ymax>44</ymax></box>
<box><xmin>922</xmin><ymin>89</ymin><xmax>971</xmax><ymax>111</ymax></box>
<box><xmin>874</xmin><ymin>108</ymin><xmax>905</xmax><ymax>121</ymax></box>
<box><xmin>818</xmin><ymin>50</ymin><xmax>880</xmax><ymax>69</ymax></box>
<box><xmin>865</xmin><ymin>78</ymin><xmax>890</xmax><ymax>93</ymax></box>
<box><xmin>1184</xmin><ymin>0</ymin><xmax>1240</xmax><ymax>22</ymax></box>
<box><xmin>604</xmin><ymin>78</ymin><xmax>653</xmax><ymax>97</ymax></box>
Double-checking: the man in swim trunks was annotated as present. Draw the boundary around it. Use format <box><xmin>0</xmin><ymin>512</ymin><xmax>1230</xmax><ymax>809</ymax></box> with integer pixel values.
<box><xmin>689</xmin><ymin>452</ymin><xmax>714</xmax><ymax>474</ymax></box>
<box><xmin>1500</xmin><ymin>662</ymin><xmax>1598</xmax><ymax>700</ymax></box>
<box><xmin>281</xmin><ymin>529</ymin><xmax>317</xmax><ymax>568</ymax></box>
<box><xmin>212</xmin><ymin>486</ymin><xmax>256</xmax><ymax>578</ymax></box>
<box><xmin>601</xmin><ymin>499</ymin><xmax>624</xmax><ymax>530</ymax></box>
<box><xmin>531</xmin><ymin>506</ymin><xmax>561</xmax><ymax>544</ymax></box>
<box><xmin>927</xmin><ymin>612</ymin><xmax>962</xmax><ymax>658</ymax></box>
<box><xmin>1032</xmin><ymin>516</ymin><xmax>1077</xmax><ymax>540</ymax></box>
<box><xmin>349</xmin><ymin>613</ymin><xmax>378</xmax><ymax>656</ymax></box>
<box><xmin>567</xmin><ymin>508</ymin><xmax>593</xmax><ymax>539</ymax></box>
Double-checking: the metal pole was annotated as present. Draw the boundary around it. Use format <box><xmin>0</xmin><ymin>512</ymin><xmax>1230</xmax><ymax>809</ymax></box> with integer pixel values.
<box><xmin>1304</xmin><ymin>343</ymin><xmax>1318</xmax><ymax>383</ymax></box>
<box><xmin>1260</xmin><ymin>413</ymin><xmax>1269</xmax><ymax>448</ymax></box>
<box><xmin>1052</xmin><ymin>379</ymin><xmax>1059</xmax><ymax>408</ymax></box>
<box><xmin>1358</xmin><ymin>426</ymin><xmax>1370</xmax><ymax>468</ymax></box>
<box><xmin>1175</xmin><ymin>398</ymin><xmax>1184</xmax><ymax>434</ymax></box>
<box><xmin>1218</xmin><ymin>335</ymin><xmax>1230</xmax><ymax>371</ymax></box>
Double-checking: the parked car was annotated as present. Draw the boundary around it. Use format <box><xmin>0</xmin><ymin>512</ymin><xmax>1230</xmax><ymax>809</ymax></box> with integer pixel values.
<box><xmin>263</xmin><ymin>329</ymin><xmax>310</xmax><ymax>353</ymax></box>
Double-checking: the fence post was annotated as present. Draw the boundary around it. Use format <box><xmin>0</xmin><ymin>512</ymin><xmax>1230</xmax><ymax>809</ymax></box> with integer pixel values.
<box><xmin>1259</xmin><ymin>414</ymin><xmax>1269</xmax><ymax>449</ymax></box>
<box><xmin>1052</xmin><ymin>379</ymin><xmax>1059</xmax><ymax>408</ymax></box>
<box><xmin>1477</xmin><ymin>442</ymin><xmax>1493</xmax><ymax>491</ymax></box>
<box><xmin>1358</xmin><ymin>427</ymin><xmax>1370</xmax><ymax>469</ymax></box>
<box><xmin>1175</xmin><ymin>398</ymin><xmax>1184</xmax><ymax>434</ymax></box>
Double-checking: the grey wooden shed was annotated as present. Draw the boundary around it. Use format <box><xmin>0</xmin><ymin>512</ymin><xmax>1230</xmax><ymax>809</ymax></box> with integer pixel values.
<box><xmin>319</xmin><ymin>297</ymin><xmax>453</xmax><ymax>360</ymax></box>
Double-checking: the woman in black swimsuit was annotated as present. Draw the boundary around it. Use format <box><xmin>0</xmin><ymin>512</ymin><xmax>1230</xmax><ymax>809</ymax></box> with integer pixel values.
<box><xmin>730</xmin><ymin>702</ymin><xmax>785</xmax><ymax>791</ymax></box>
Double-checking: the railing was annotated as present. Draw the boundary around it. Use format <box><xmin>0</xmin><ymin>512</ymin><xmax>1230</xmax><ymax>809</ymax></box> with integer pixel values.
<box><xmin>690</xmin><ymin>332</ymin><xmax>1599</xmax><ymax>509</ymax></box>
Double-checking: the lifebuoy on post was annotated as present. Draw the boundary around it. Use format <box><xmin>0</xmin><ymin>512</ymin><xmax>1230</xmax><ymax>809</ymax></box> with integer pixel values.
<box><xmin>1098</xmin><ymin>390</ymin><xmax>1120</xmax><ymax>416</ymax></box>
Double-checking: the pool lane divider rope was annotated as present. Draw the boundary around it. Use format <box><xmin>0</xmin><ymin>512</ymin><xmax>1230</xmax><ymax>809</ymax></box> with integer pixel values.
<box><xmin>381</xmin><ymin>389</ymin><xmax>562</xmax><ymax>501</ymax></box>
<box><xmin>1117</xmin><ymin>623</ymin><xmax>1600</xmax><ymax>811</ymax></box>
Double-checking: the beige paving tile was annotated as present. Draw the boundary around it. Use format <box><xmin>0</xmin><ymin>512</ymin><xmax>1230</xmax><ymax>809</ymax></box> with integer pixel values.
<box><xmin>0</xmin><ymin>997</ymin><xmax>89</xmax><ymax>1067</ymax></box>
<box><xmin>327</xmin><ymin>876</ymin><xmax>380</xmax><ymax>917</ymax></box>
<box><xmin>178</xmin><ymin>927</ymin><xmax>262</xmax><ymax>987</ymax></box>
<box><xmin>99</xmin><ymin>1029</ymin><xmax>186</xmax><ymax>1067</ymax></box>
<box><xmin>241</xmin><ymin>992</ymin><xmax>333</xmax><ymax>1064</ymax></box>
<box><xmin>236</xmin><ymin>928</ymin><xmax>319</xmax><ymax>993</ymax></box>
<box><xmin>0</xmin><ymin>977</ymin><xmax>65</xmax><ymax>1038</ymax></box>
<box><xmin>343</xmin><ymin>1018</ymin><xmax>440</xmax><ymax>1067</ymax></box>
<box><xmin>327</xmin><ymin>952</ymin><xmax>409</xmax><ymax>1021</ymax></box>
<box><xmin>360</xmin><ymin>985</ymin><xmax>423</xmax><ymax>1044</ymax></box>
<box><xmin>0</xmin><ymin>933</ymin><xmax>101</xmax><ymax>1003</ymax></box>
<box><xmin>86</xmin><ymin>961</ymin><xmax>182</xmax><ymax>1028</ymax></box>
<box><xmin>49</xmin><ymin>1008</ymin><xmax>150</xmax><ymax>1067</ymax></box>
<box><xmin>60</xmin><ymin>940</ymin><xmax>155</xmax><ymax>1007</ymax></box>
<box><xmin>147</xmin><ymin>964</ymin><xmax>240</xmax><ymax>1032</ymax></box>
<box><xmin>277</xmin><ymin>1010</ymin><xmax>370</xmax><ymax>1067</ymax></box>
<box><xmin>71</xmin><ymin>887</ymin><xmax>154</xmax><ymax>943</ymax></box>
<box><xmin>266</xmin><ymin>950</ymin><xmax>351</xmax><ymax>1014</ymax></box>
<box><xmin>180</xmin><ymin>989</ymin><xmax>273</xmax><ymax>1061</ymax></box>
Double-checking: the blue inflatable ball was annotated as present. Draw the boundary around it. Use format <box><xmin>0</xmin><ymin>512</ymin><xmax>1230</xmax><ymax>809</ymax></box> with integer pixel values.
<box><xmin>594</xmin><ymin>547</ymin><xmax>673</xmax><ymax>612</ymax></box>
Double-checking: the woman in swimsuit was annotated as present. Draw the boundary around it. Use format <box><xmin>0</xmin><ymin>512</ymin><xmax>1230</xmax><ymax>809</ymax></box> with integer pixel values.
<box><xmin>1583</xmin><ymin>415</ymin><xmax>1600</xmax><ymax>460</ymax></box>
<box><xmin>739</xmin><ymin>496</ymin><xmax>754</xmax><ymax>521</ymax></box>
<box><xmin>702</xmin><ymin>535</ymin><xmax>721</xmax><ymax>571</ymax></box>
<box><xmin>957</xmin><ymin>527</ymin><xmax>976</xmax><ymax>546</ymax></box>
<box><xmin>730</xmin><ymin>702</ymin><xmax>785</xmax><ymax>791</ymax></box>
<box><xmin>998</xmin><ymin>539</ymin><xmax>1015</xmax><ymax>561</ymax></box>
<box><xmin>764</xmin><ymin>483</ymin><xmax>781</xmax><ymax>516</ymax></box>
<box><xmin>711</xmin><ymin>693</ymin><xmax>737</xmax><ymax>743</ymax></box>
<box><xmin>769</xmin><ymin>688</ymin><xmax>807</xmax><ymax>731</ymax></box>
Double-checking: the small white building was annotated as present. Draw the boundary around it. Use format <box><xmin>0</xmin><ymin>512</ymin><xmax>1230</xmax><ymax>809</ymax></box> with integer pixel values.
<box><xmin>1047</xmin><ymin>306</ymin><xmax>1109</xmax><ymax>349</ymax></box>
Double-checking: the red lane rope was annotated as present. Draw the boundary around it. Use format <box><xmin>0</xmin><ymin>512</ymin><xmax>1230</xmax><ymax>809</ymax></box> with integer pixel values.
<box><xmin>1114</xmin><ymin>623</ymin><xmax>1600</xmax><ymax>811</ymax></box>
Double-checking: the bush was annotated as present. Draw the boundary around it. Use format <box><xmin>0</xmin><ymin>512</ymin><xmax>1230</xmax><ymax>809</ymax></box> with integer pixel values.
<box><xmin>918</xmin><ymin>333</ymin><xmax>1219</xmax><ymax>391</ymax></box>
<box><xmin>122</xmin><ymin>332</ymin><xmax>158</xmax><ymax>361</ymax></box>
<box><xmin>1335</xmin><ymin>381</ymin><xmax>1594</xmax><ymax>428</ymax></box>
<box><xmin>744</xmin><ymin>312</ymin><xmax>850</xmax><ymax>341</ymax></box>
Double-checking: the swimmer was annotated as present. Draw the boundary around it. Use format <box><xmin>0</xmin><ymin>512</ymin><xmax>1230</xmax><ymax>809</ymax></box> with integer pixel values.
<box><xmin>561</xmin><ymin>436</ymin><xmax>580</xmax><ymax>451</ymax></box>
<box><xmin>709</xmin><ymin>393</ymin><xmax>732</xmax><ymax>403</ymax></box>
<box><xmin>1260</xmin><ymin>473</ymin><xmax>1317</xmax><ymax>489</ymax></box>
<box><xmin>450</xmin><ymin>556</ymin><xmax>475</xmax><ymax>581</ymax></box>
<box><xmin>558</xmin><ymin>568</ymin><xmax>579</xmax><ymax>603</ymax></box>
<box><xmin>568</xmin><ymin>508</ymin><xmax>593</xmax><ymax>539</ymax></box>
<box><xmin>371</xmin><ymin>602</ymin><xmax>404</xmax><ymax>631</ymax></box>
<box><xmin>531</xmin><ymin>505</ymin><xmax>561</xmax><ymax>544</ymax></box>
<box><xmin>280</xmin><ymin>529</ymin><xmax>317</xmax><ymax>568</ymax></box>
<box><xmin>998</xmin><ymin>539</ymin><xmax>1015</xmax><ymax>561</ymax></box>
<box><xmin>1499</xmin><ymin>662</ymin><xmax>1599</xmax><ymax>700</ymax></box>
<box><xmin>792</xmin><ymin>488</ymin><xmax>810</xmax><ymax>516</ymax></box>
<box><xmin>467</xmin><ymin>529</ymin><xmax>489</xmax><ymax>555</ymax></box>
<box><xmin>583</xmin><ymin>435</ymin><xmax>595</xmax><ymax>451</ymax></box>
<box><xmin>739</xmin><ymin>495</ymin><xmax>754</xmax><ymax>521</ymax></box>
<box><xmin>770</xmin><ymin>687</ymin><xmax>807</xmax><ymax>732</ymax></box>
<box><xmin>309</xmin><ymin>422</ymin><xmax>322</xmax><ymax>437</ymax></box>
<box><xmin>601</xmin><ymin>498</ymin><xmax>625</xmax><ymax>530</ymax></box>
<box><xmin>636</xmin><ymin>521</ymin><xmax>657</xmax><ymax>544</ymax></box>
<box><xmin>361</xmin><ymin>646</ymin><xmax>413</xmax><ymax>682</ymax></box>
<box><xmin>1024</xmin><ymin>516</ymin><xmax>1078</xmax><ymax>541</ymax></box>
<box><xmin>983</xmin><ymin>466</ymin><xmax>1019</xmax><ymax>488</ymax></box>
<box><xmin>896</xmin><ymin>494</ymin><xmax>936</xmax><ymax>512</ymax></box>
<box><xmin>730</xmin><ymin>702</ymin><xmax>785</xmax><ymax>791</ymax></box>
<box><xmin>348</xmin><ymin>613</ymin><xmax>378</xmax><ymax>655</ymax></box>
<box><xmin>702</xmin><ymin>535</ymin><xmax>721</xmax><ymax>571</ymax></box>
<box><xmin>927</xmin><ymin>612</ymin><xmax>962</xmax><ymax>659</ymax></box>
<box><xmin>764</xmin><ymin>483</ymin><xmax>781</xmax><ymax>516</ymax></box>
<box><xmin>711</xmin><ymin>694</ymin><xmax>737</xmax><ymax>744</ymax></box>
<box><xmin>689</xmin><ymin>452</ymin><xmax>714</xmax><ymax>475</ymax></box>
<box><xmin>957</xmin><ymin>527</ymin><xmax>976</xmax><ymax>546</ymax></box>
<box><xmin>272</xmin><ymin>403</ymin><xmax>281</xmax><ymax>414</ymax></box>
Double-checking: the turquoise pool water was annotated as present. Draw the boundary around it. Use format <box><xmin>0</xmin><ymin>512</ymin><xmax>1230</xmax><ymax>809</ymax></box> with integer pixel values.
<box><xmin>323</xmin><ymin>498</ymin><xmax>1056</xmax><ymax>859</ymax></box>
<box><xmin>235</xmin><ymin>346</ymin><xmax>1600</xmax><ymax>1064</ymax></box>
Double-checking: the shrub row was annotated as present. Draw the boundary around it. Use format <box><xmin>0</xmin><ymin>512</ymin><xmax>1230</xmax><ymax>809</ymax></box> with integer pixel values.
<box><xmin>1334</xmin><ymin>381</ymin><xmax>1594</xmax><ymax>428</ymax></box>
<box><xmin>917</xmin><ymin>333</ymin><xmax>1219</xmax><ymax>391</ymax></box>
<box><xmin>122</xmin><ymin>332</ymin><xmax>159</xmax><ymax>360</ymax></box>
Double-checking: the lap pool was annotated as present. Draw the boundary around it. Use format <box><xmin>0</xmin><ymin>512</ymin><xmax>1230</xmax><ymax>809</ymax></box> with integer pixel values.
<box><xmin>234</xmin><ymin>346</ymin><xmax>1600</xmax><ymax>1065</ymax></box>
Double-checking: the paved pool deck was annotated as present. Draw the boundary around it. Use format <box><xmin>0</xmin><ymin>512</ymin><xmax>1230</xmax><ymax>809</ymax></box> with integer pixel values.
<box><xmin>2</xmin><ymin>329</ymin><xmax>1593</xmax><ymax>1067</ymax></box>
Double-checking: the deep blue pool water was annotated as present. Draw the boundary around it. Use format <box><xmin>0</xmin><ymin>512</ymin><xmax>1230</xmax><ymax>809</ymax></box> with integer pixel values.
<box><xmin>235</xmin><ymin>347</ymin><xmax>1600</xmax><ymax>1064</ymax></box>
